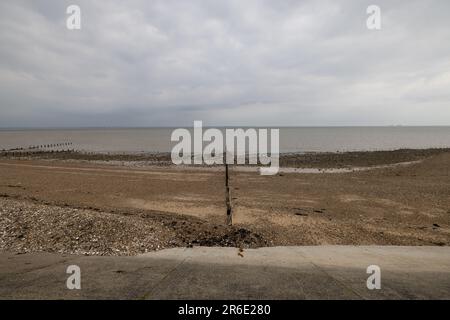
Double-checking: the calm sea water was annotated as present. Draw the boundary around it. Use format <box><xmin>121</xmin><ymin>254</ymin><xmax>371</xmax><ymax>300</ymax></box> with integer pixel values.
<box><xmin>0</xmin><ymin>127</ymin><xmax>449</xmax><ymax>153</ymax></box>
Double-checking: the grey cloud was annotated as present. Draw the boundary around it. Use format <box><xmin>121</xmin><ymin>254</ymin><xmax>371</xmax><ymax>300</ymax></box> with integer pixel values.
<box><xmin>0</xmin><ymin>0</ymin><xmax>449</xmax><ymax>127</ymax></box>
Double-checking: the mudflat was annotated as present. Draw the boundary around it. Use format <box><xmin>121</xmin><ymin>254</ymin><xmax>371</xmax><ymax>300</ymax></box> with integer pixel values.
<box><xmin>0</xmin><ymin>149</ymin><xmax>449</xmax><ymax>256</ymax></box>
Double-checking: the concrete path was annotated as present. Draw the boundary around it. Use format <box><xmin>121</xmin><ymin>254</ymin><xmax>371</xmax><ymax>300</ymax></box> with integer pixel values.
<box><xmin>1</xmin><ymin>246</ymin><xmax>449</xmax><ymax>299</ymax></box>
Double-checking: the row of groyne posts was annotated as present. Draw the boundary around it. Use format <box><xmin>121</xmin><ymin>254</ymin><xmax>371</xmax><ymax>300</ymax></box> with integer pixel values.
<box><xmin>0</xmin><ymin>142</ymin><xmax>75</xmax><ymax>156</ymax></box>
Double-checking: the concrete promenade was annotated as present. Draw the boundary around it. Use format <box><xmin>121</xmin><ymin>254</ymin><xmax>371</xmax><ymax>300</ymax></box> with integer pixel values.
<box><xmin>1</xmin><ymin>246</ymin><xmax>449</xmax><ymax>299</ymax></box>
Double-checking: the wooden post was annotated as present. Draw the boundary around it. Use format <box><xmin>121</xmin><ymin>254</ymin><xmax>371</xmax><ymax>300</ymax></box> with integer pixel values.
<box><xmin>225</xmin><ymin>160</ymin><xmax>229</xmax><ymax>187</ymax></box>
<box><xmin>224</xmin><ymin>149</ymin><xmax>232</xmax><ymax>226</ymax></box>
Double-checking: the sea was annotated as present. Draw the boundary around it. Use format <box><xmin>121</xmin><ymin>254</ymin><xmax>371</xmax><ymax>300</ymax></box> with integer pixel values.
<box><xmin>0</xmin><ymin>127</ymin><xmax>449</xmax><ymax>153</ymax></box>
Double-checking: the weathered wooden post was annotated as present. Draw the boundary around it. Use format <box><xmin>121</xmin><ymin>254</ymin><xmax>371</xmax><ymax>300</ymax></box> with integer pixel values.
<box><xmin>224</xmin><ymin>149</ymin><xmax>232</xmax><ymax>226</ymax></box>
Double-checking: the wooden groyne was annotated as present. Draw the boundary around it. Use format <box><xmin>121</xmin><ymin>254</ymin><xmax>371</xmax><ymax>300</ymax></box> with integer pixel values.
<box><xmin>0</xmin><ymin>142</ymin><xmax>75</xmax><ymax>156</ymax></box>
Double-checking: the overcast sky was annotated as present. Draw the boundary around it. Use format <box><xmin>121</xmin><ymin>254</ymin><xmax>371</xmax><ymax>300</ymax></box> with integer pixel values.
<box><xmin>0</xmin><ymin>0</ymin><xmax>449</xmax><ymax>127</ymax></box>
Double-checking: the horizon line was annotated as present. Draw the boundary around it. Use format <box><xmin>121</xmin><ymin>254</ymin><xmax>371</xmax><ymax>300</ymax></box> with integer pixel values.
<box><xmin>1</xmin><ymin>125</ymin><xmax>450</xmax><ymax>130</ymax></box>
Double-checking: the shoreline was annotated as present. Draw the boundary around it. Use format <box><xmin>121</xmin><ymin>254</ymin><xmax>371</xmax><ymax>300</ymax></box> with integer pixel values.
<box><xmin>1</xmin><ymin>147</ymin><xmax>449</xmax><ymax>169</ymax></box>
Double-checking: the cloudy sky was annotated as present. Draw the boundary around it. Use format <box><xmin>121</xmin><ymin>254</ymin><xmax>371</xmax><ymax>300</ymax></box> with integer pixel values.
<box><xmin>0</xmin><ymin>0</ymin><xmax>449</xmax><ymax>127</ymax></box>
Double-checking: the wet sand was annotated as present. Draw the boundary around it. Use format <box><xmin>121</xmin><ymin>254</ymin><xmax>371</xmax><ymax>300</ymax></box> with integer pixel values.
<box><xmin>0</xmin><ymin>149</ymin><xmax>449</xmax><ymax>255</ymax></box>
<box><xmin>2</xmin><ymin>148</ymin><xmax>449</xmax><ymax>167</ymax></box>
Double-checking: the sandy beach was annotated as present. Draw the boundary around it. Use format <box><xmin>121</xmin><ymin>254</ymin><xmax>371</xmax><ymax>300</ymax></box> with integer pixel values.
<box><xmin>0</xmin><ymin>149</ymin><xmax>449</xmax><ymax>256</ymax></box>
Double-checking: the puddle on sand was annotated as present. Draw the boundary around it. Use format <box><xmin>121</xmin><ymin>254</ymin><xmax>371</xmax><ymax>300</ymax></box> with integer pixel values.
<box><xmin>232</xmin><ymin>160</ymin><xmax>422</xmax><ymax>174</ymax></box>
